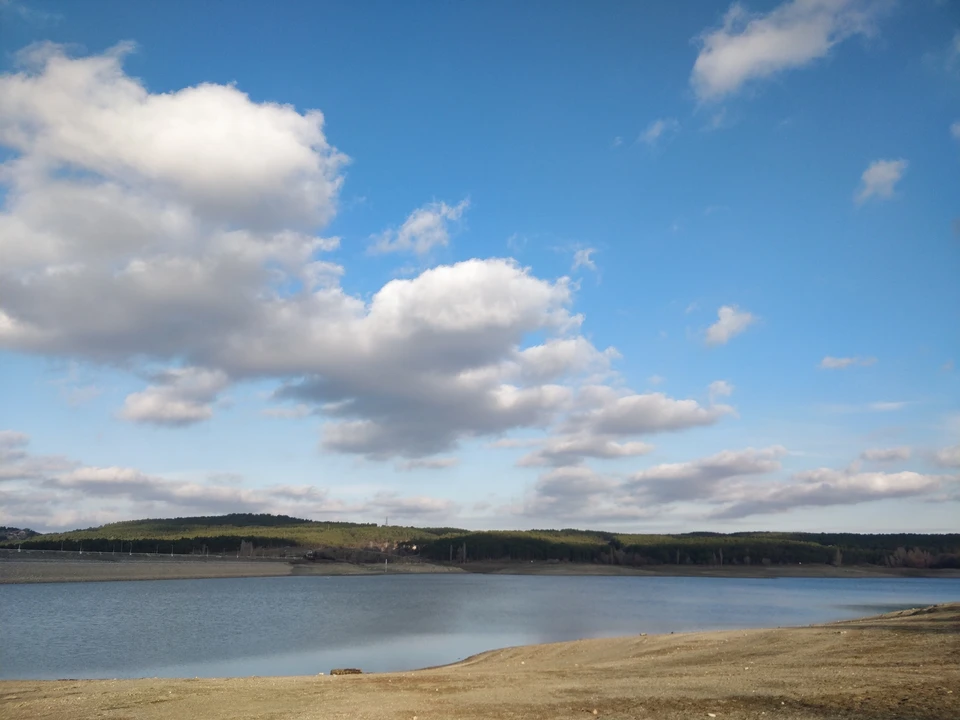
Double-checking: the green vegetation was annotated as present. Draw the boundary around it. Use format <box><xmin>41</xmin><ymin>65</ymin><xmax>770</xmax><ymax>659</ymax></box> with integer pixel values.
<box><xmin>2</xmin><ymin>513</ymin><xmax>456</xmax><ymax>554</ymax></box>
<box><xmin>3</xmin><ymin>514</ymin><xmax>959</xmax><ymax>568</ymax></box>
<box><xmin>413</xmin><ymin>529</ymin><xmax>960</xmax><ymax>568</ymax></box>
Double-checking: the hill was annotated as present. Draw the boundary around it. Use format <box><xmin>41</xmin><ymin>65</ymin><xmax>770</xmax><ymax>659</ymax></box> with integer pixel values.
<box><xmin>3</xmin><ymin>514</ymin><xmax>959</xmax><ymax>569</ymax></box>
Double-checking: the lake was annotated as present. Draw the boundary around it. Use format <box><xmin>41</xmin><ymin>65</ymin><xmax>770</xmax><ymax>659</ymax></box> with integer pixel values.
<box><xmin>2</xmin><ymin>574</ymin><xmax>958</xmax><ymax>680</ymax></box>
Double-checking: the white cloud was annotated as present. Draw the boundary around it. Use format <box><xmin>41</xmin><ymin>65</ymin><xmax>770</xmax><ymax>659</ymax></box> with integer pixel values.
<box><xmin>820</xmin><ymin>355</ymin><xmax>877</xmax><ymax>369</ymax></box>
<box><xmin>523</xmin><ymin>466</ymin><xmax>622</xmax><ymax>519</ymax></box>
<box><xmin>0</xmin><ymin>430</ymin><xmax>29</xmax><ymax>450</ymax></box>
<box><xmin>572</xmin><ymin>248</ymin><xmax>598</xmax><ymax>272</ymax></box>
<box><xmin>370</xmin><ymin>199</ymin><xmax>469</xmax><ymax>255</ymax></box>
<box><xmin>625</xmin><ymin>446</ymin><xmax>787</xmax><ymax>503</ymax></box>
<box><xmin>515</xmin><ymin>337</ymin><xmax>618</xmax><ymax>384</ymax></box>
<box><xmin>565</xmin><ymin>385</ymin><xmax>735</xmax><ymax>437</ymax></box>
<box><xmin>705</xmin><ymin>305</ymin><xmax>756</xmax><ymax>346</ymax></box>
<box><xmin>952</xmin><ymin>121</ymin><xmax>960</xmax><ymax>140</ymax></box>
<box><xmin>713</xmin><ymin>467</ymin><xmax>946</xmax><ymax>519</ymax></box>
<box><xmin>860</xmin><ymin>447</ymin><xmax>911</xmax><ymax>462</ymax></box>
<box><xmin>120</xmin><ymin>367</ymin><xmax>229</xmax><ymax>426</ymax></box>
<box><xmin>611</xmin><ymin>136</ymin><xmax>623</xmax><ymax>148</ymax></box>
<box><xmin>935</xmin><ymin>445</ymin><xmax>960</xmax><ymax>468</ymax></box>
<box><xmin>856</xmin><ymin>159</ymin><xmax>907</xmax><ymax>203</ymax></box>
<box><xmin>648</xmin><ymin>374</ymin><xmax>665</xmax><ymax>386</ymax></box>
<box><xmin>691</xmin><ymin>0</ymin><xmax>886</xmax><ymax>101</ymax></box>
<box><xmin>395</xmin><ymin>457</ymin><xmax>460</xmax><ymax>472</ymax></box>
<box><xmin>639</xmin><ymin>118</ymin><xmax>680</xmax><ymax>145</ymax></box>
<box><xmin>1</xmin><ymin>42</ymin><xmax>345</xmax><ymax>230</ymax></box>
<box><xmin>518</xmin><ymin>440</ymin><xmax>954</xmax><ymax>523</ymax></box>
<box><xmin>517</xmin><ymin>434</ymin><xmax>653</xmax><ymax>467</ymax></box>
<box><xmin>708</xmin><ymin>380</ymin><xmax>734</xmax><ymax>403</ymax></box>
<box><xmin>1</xmin><ymin>47</ymin><xmax>635</xmax><ymax>460</ymax></box>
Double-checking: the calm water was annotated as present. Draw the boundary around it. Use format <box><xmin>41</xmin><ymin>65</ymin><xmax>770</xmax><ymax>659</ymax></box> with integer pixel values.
<box><xmin>2</xmin><ymin>574</ymin><xmax>958</xmax><ymax>680</ymax></box>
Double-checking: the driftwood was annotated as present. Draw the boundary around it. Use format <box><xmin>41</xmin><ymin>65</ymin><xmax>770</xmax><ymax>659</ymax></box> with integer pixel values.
<box><xmin>330</xmin><ymin>668</ymin><xmax>363</xmax><ymax>675</ymax></box>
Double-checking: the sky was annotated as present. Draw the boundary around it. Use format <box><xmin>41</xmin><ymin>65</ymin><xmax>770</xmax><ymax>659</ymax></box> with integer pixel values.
<box><xmin>0</xmin><ymin>0</ymin><xmax>958</xmax><ymax>534</ymax></box>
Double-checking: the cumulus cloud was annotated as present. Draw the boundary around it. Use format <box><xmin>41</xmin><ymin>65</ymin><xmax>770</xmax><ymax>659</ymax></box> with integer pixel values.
<box><xmin>936</xmin><ymin>445</ymin><xmax>960</xmax><ymax>468</ymax></box>
<box><xmin>713</xmin><ymin>467</ymin><xmax>946</xmax><ymax>519</ymax></box>
<box><xmin>860</xmin><ymin>447</ymin><xmax>911</xmax><ymax>462</ymax></box>
<box><xmin>370</xmin><ymin>199</ymin><xmax>469</xmax><ymax>255</ymax></box>
<box><xmin>523</xmin><ymin>466</ymin><xmax>622</xmax><ymax>519</ymax></box>
<box><xmin>564</xmin><ymin>385</ymin><xmax>735</xmax><ymax>438</ymax></box>
<box><xmin>639</xmin><ymin>118</ymin><xmax>680</xmax><ymax>145</ymax></box>
<box><xmin>705</xmin><ymin>305</ymin><xmax>756</xmax><ymax>346</ymax></box>
<box><xmin>0</xmin><ymin>430</ymin><xmax>76</xmax><ymax>482</ymax></box>
<box><xmin>520</xmin><ymin>443</ymin><xmax>952</xmax><ymax>523</ymax></box>
<box><xmin>517</xmin><ymin>434</ymin><xmax>653</xmax><ymax>468</ymax></box>
<box><xmin>856</xmin><ymin>159</ymin><xmax>907</xmax><ymax>203</ymax></box>
<box><xmin>516</xmin><ymin>337</ymin><xmax>618</xmax><ymax>384</ymax></box>
<box><xmin>625</xmin><ymin>446</ymin><xmax>787</xmax><ymax>504</ymax></box>
<box><xmin>0</xmin><ymin>47</ymin><xmax>630</xmax><ymax>461</ymax></box>
<box><xmin>820</xmin><ymin>355</ymin><xmax>877</xmax><ymax>369</ymax></box>
<box><xmin>708</xmin><ymin>380</ymin><xmax>734</xmax><ymax>402</ymax></box>
<box><xmin>572</xmin><ymin>248</ymin><xmax>598</xmax><ymax>272</ymax></box>
<box><xmin>691</xmin><ymin>0</ymin><xmax>887</xmax><ymax>101</ymax></box>
<box><xmin>120</xmin><ymin>367</ymin><xmax>229</xmax><ymax>426</ymax></box>
<box><xmin>1</xmin><ymin>42</ymin><xmax>345</xmax><ymax>230</ymax></box>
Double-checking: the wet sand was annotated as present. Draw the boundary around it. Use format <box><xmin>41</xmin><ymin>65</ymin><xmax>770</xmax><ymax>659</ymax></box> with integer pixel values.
<box><xmin>2</xmin><ymin>604</ymin><xmax>957</xmax><ymax>719</ymax></box>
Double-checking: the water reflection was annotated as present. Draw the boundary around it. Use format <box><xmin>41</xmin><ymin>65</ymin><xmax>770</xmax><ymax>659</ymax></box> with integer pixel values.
<box><xmin>1</xmin><ymin>574</ymin><xmax>957</xmax><ymax>679</ymax></box>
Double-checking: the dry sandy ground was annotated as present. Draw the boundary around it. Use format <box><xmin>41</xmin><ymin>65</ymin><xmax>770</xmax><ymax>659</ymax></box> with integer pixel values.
<box><xmin>0</xmin><ymin>559</ymin><xmax>464</xmax><ymax>584</ymax></box>
<box><xmin>2</xmin><ymin>604</ymin><xmax>957</xmax><ymax>720</ymax></box>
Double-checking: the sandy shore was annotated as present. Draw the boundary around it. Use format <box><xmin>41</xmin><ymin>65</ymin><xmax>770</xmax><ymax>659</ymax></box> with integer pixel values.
<box><xmin>2</xmin><ymin>604</ymin><xmax>957</xmax><ymax>719</ymax></box>
<box><xmin>0</xmin><ymin>554</ymin><xmax>960</xmax><ymax>585</ymax></box>
<box><xmin>4</xmin><ymin>555</ymin><xmax>959</xmax><ymax>583</ymax></box>
<box><xmin>0</xmin><ymin>559</ymin><xmax>464</xmax><ymax>584</ymax></box>
<box><xmin>460</xmin><ymin>560</ymin><xmax>960</xmax><ymax>578</ymax></box>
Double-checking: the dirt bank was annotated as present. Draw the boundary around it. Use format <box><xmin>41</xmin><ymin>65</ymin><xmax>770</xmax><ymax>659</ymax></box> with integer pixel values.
<box><xmin>2</xmin><ymin>604</ymin><xmax>957</xmax><ymax>719</ymax></box>
<box><xmin>458</xmin><ymin>560</ymin><xmax>960</xmax><ymax>578</ymax></box>
<box><xmin>0</xmin><ymin>558</ymin><xmax>464</xmax><ymax>584</ymax></box>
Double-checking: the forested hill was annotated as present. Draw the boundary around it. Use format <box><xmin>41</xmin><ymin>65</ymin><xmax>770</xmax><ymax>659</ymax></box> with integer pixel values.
<box><xmin>3</xmin><ymin>514</ymin><xmax>959</xmax><ymax>568</ymax></box>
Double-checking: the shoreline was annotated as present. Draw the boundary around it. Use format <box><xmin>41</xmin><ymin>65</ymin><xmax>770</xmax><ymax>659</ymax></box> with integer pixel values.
<box><xmin>2</xmin><ymin>604</ymin><xmax>957</xmax><ymax>719</ymax></box>
<box><xmin>2</xmin><ymin>556</ymin><xmax>959</xmax><ymax>584</ymax></box>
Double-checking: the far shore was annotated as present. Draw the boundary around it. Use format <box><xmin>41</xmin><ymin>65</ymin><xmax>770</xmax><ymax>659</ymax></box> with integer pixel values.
<box><xmin>2</xmin><ymin>604</ymin><xmax>957</xmax><ymax>719</ymax></box>
<box><xmin>2</xmin><ymin>554</ymin><xmax>958</xmax><ymax>584</ymax></box>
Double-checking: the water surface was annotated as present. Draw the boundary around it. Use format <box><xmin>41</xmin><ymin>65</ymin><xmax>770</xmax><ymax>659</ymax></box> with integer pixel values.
<box><xmin>2</xmin><ymin>574</ymin><xmax>957</xmax><ymax>679</ymax></box>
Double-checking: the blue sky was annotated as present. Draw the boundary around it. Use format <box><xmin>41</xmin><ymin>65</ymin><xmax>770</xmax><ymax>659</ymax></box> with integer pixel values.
<box><xmin>0</xmin><ymin>0</ymin><xmax>958</xmax><ymax>533</ymax></box>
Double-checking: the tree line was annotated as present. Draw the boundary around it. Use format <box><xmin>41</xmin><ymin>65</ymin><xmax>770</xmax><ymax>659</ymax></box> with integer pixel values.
<box><xmin>410</xmin><ymin>531</ymin><xmax>960</xmax><ymax>568</ymax></box>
